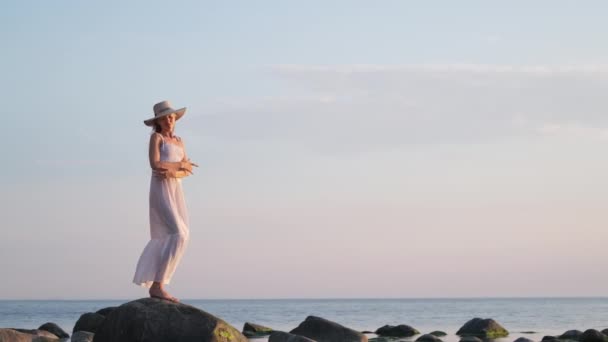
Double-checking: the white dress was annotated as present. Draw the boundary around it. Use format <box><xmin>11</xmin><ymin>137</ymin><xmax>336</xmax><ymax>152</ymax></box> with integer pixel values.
<box><xmin>133</xmin><ymin>134</ymin><xmax>190</xmax><ymax>288</ymax></box>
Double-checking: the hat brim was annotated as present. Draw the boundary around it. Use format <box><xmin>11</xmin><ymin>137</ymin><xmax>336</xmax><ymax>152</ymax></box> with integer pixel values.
<box><xmin>144</xmin><ymin>107</ymin><xmax>186</xmax><ymax>126</ymax></box>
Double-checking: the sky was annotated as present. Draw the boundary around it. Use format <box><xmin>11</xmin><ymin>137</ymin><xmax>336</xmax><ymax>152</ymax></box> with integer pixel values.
<box><xmin>1</xmin><ymin>1</ymin><xmax>608</xmax><ymax>300</ymax></box>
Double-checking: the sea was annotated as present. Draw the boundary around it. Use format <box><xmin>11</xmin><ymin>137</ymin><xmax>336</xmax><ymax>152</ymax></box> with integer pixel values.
<box><xmin>1</xmin><ymin>298</ymin><xmax>608</xmax><ymax>341</ymax></box>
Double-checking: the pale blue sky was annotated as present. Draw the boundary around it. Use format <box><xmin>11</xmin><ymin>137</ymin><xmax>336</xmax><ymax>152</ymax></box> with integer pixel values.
<box><xmin>1</xmin><ymin>1</ymin><xmax>608</xmax><ymax>299</ymax></box>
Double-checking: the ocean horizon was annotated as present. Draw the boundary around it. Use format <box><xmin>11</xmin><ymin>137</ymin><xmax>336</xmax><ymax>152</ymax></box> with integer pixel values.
<box><xmin>2</xmin><ymin>297</ymin><xmax>608</xmax><ymax>341</ymax></box>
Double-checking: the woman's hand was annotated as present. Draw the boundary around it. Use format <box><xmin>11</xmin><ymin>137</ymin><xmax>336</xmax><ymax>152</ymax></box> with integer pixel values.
<box><xmin>179</xmin><ymin>159</ymin><xmax>198</xmax><ymax>175</ymax></box>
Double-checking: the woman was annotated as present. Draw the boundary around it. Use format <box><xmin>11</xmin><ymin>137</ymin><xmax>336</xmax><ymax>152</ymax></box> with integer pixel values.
<box><xmin>133</xmin><ymin>100</ymin><xmax>197</xmax><ymax>302</ymax></box>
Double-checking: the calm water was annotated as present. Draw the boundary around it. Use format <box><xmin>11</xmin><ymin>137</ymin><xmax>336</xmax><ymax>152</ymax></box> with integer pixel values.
<box><xmin>1</xmin><ymin>298</ymin><xmax>608</xmax><ymax>341</ymax></box>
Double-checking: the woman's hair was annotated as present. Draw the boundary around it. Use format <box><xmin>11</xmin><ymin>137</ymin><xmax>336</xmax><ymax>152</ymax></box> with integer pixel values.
<box><xmin>153</xmin><ymin>121</ymin><xmax>162</xmax><ymax>133</ymax></box>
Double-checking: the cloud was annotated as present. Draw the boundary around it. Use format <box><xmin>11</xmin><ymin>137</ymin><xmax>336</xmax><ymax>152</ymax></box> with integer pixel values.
<box><xmin>189</xmin><ymin>64</ymin><xmax>608</xmax><ymax>153</ymax></box>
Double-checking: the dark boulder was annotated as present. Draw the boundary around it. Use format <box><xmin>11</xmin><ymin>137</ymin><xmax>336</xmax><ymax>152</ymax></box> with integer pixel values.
<box><xmin>430</xmin><ymin>331</ymin><xmax>447</xmax><ymax>337</ymax></box>
<box><xmin>375</xmin><ymin>324</ymin><xmax>419</xmax><ymax>337</ymax></box>
<box><xmin>38</xmin><ymin>322</ymin><xmax>69</xmax><ymax>338</ymax></box>
<box><xmin>459</xmin><ymin>336</ymin><xmax>483</xmax><ymax>342</ymax></box>
<box><xmin>580</xmin><ymin>329</ymin><xmax>608</xmax><ymax>342</ymax></box>
<box><xmin>73</xmin><ymin>312</ymin><xmax>105</xmax><ymax>333</ymax></box>
<box><xmin>416</xmin><ymin>333</ymin><xmax>443</xmax><ymax>342</ymax></box>
<box><xmin>369</xmin><ymin>338</ymin><xmax>400</xmax><ymax>342</ymax></box>
<box><xmin>243</xmin><ymin>322</ymin><xmax>273</xmax><ymax>337</ymax></box>
<box><xmin>542</xmin><ymin>336</ymin><xmax>558</xmax><ymax>341</ymax></box>
<box><xmin>71</xmin><ymin>331</ymin><xmax>94</xmax><ymax>342</ymax></box>
<box><xmin>290</xmin><ymin>315</ymin><xmax>367</xmax><ymax>342</ymax></box>
<box><xmin>513</xmin><ymin>338</ymin><xmax>535</xmax><ymax>342</ymax></box>
<box><xmin>93</xmin><ymin>297</ymin><xmax>247</xmax><ymax>342</ymax></box>
<box><xmin>270</xmin><ymin>331</ymin><xmax>317</xmax><ymax>342</ymax></box>
<box><xmin>560</xmin><ymin>330</ymin><xmax>584</xmax><ymax>340</ymax></box>
<box><xmin>95</xmin><ymin>306</ymin><xmax>117</xmax><ymax>317</ymax></box>
<box><xmin>456</xmin><ymin>318</ymin><xmax>509</xmax><ymax>338</ymax></box>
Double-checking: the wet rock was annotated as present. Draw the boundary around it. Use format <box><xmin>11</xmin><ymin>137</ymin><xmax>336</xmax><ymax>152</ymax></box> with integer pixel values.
<box><xmin>375</xmin><ymin>324</ymin><xmax>420</xmax><ymax>337</ymax></box>
<box><xmin>93</xmin><ymin>297</ymin><xmax>247</xmax><ymax>342</ymax></box>
<box><xmin>71</xmin><ymin>331</ymin><xmax>94</xmax><ymax>342</ymax></box>
<box><xmin>270</xmin><ymin>331</ymin><xmax>317</xmax><ymax>342</ymax></box>
<box><xmin>416</xmin><ymin>333</ymin><xmax>443</xmax><ymax>342</ymax></box>
<box><xmin>460</xmin><ymin>336</ymin><xmax>483</xmax><ymax>342</ymax></box>
<box><xmin>513</xmin><ymin>337</ymin><xmax>535</xmax><ymax>342</ymax></box>
<box><xmin>243</xmin><ymin>322</ymin><xmax>274</xmax><ymax>337</ymax></box>
<box><xmin>542</xmin><ymin>336</ymin><xmax>558</xmax><ymax>341</ymax></box>
<box><xmin>95</xmin><ymin>307</ymin><xmax>117</xmax><ymax>317</ymax></box>
<box><xmin>580</xmin><ymin>329</ymin><xmax>608</xmax><ymax>342</ymax></box>
<box><xmin>72</xmin><ymin>312</ymin><xmax>105</xmax><ymax>334</ymax></box>
<box><xmin>560</xmin><ymin>330</ymin><xmax>583</xmax><ymax>340</ymax></box>
<box><xmin>38</xmin><ymin>322</ymin><xmax>69</xmax><ymax>339</ymax></box>
<box><xmin>456</xmin><ymin>318</ymin><xmax>509</xmax><ymax>338</ymax></box>
<box><xmin>290</xmin><ymin>315</ymin><xmax>367</xmax><ymax>342</ymax></box>
<box><xmin>369</xmin><ymin>338</ymin><xmax>406</xmax><ymax>342</ymax></box>
<box><xmin>430</xmin><ymin>331</ymin><xmax>447</xmax><ymax>337</ymax></box>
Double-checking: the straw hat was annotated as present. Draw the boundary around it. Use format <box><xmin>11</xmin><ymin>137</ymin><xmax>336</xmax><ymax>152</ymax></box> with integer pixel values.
<box><xmin>144</xmin><ymin>100</ymin><xmax>187</xmax><ymax>126</ymax></box>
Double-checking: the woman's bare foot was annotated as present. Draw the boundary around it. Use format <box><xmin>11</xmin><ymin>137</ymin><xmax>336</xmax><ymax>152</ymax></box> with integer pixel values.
<box><xmin>149</xmin><ymin>283</ymin><xmax>179</xmax><ymax>303</ymax></box>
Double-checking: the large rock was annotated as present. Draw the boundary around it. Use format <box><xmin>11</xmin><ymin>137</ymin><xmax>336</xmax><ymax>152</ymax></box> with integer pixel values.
<box><xmin>95</xmin><ymin>307</ymin><xmax>117</xmax><ymax>317</ymax></box>
<box><xmin>12</xmin><ymin>329</ymin><xmax>58</xmax><ymax>339</ymax></box>
<box><xmin>243</xmin><ymin>322</ymin><xmax>273</xmax><ymax>337</ymax></box>
<box><xmin>72</xmin><ymin>312</ymin><xmax>105</xmax><ymax>333</ymax></box>
<box><xmin>560</xmin><ymin>330</ymin><xmax>584</xmax><ymax>340</ymax></box>
<box><xmin>459</xmin><ymin>337</ymin><xmax>483</xmax><ymax>342</ymax></box>
<box><xmin>71</xmin><ymin>331</ymin><xmax>94</xmax><ymax>342</ymax></box>
<box><xmin>0</xmin><ymin>328</ymin><xmax>58</xmax><ymax>341</ymax></box>
<box><xmin>580</xmin><ymin>329</ymin><xmax>608</xmax><ymax>342</ymax></box>
<box><xmin>375</xmin><ymin>324</ymin><xmax>419</xmax><ymax>337</ymax></box>
<box><xmin>93</xmin><ymin>297</ymin><xmax>248</xmax><ymax>342</ymax></box>
<box><xmin>270</xmin><ymin>331</ymin><xmax>317</xmax><ymax>342</ymax></box>
<box><xmin>513</xmin><ymin>338</ymin><xmax>534</xmax><ymax>342</ymax></box>
<box><xmin>456</xmin><ymin>318</ymin><xmax>509</xmax><ymax>338</ymax></box>
<box><xmin>290</xmin><ymin>316</ymin><xmax>367</xmax><ymax>342</ymax></box>
<box><xmin>430</xmin><ymin>331</ymin><xmax>447</xmax><ymax>337</ymax></box>
<box><xmin>416</xmin><ymin>333</ymin><xmax>443</xmax><ymax>342</ymax></box>
<box><xmin>38</xmin><ymin>323</ymin><xmax>69</xmax><ymax>339</ymax></box>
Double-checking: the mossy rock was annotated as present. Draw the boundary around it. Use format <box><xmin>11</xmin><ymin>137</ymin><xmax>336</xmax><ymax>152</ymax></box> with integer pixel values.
<box><xmin>369</xmin><ymin>338</ymin><xmax>411</xmax><ymax>342</ymax></box>
<box><xmin>456</xmin><ymin>318</ymin><xmax>509</xmax><ymax>338</ymax></box>
<box><xmin>243</xmin><ymin>322</ymin><xmax>274</xmax><ymax>337</ymax></box>
<box><xmin>93</xmin><ymin>297</ymin><xmax>248</xmax><ymax>342</ymax></box>
<box><xmin>376</xmin><ymin>324</ymin><xmax>420</xmax><ymax>337</ymax></box>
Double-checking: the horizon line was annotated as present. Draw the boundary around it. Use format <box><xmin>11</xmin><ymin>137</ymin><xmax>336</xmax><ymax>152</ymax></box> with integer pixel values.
<box><xmin>2</xmin><ymin>295</ymin><xmax>607</xmax><ymax>301</ymax></box>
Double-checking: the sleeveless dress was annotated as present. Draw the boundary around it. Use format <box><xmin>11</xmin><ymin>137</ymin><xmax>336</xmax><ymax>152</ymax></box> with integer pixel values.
<box><xmin>133</xmin><ymin>134</ymin><xmax>190</xmax><ymax>288</ymax></box>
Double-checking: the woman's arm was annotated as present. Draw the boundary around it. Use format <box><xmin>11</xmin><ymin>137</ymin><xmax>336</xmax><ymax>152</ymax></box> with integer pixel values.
<box><xmin>149</xmin><ymin>133</ymin><xmax>196</xmax><ymax>178</ymax></box>
<box><xmin>148</xmin><ymin>133</ymin><xmax>187</xmax><ymax>172</ymax></box>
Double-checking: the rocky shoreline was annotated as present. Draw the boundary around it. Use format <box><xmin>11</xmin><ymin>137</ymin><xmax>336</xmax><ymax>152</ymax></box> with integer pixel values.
<box><xmin>1</xmin><ymin>298</ymin><xmax>607</xmax><ymax>342</ymax></box>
